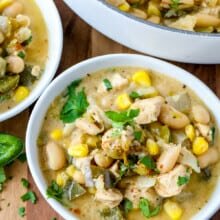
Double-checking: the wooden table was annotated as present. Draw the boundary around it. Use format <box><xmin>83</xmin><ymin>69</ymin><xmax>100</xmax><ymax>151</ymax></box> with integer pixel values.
<box><xmin>0</xmin><ymin>1</ymin><xmax>220</xmax><ymax>219</ymax></box>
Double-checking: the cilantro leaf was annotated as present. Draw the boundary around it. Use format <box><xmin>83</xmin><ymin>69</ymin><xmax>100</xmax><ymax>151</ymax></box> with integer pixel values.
<box><xmin>105</xmin><ymin>109</ymin><xmax>140</xmax><ymax>125</ymax></box>
<box><xmin>46</xmin><ymin>181</ymin><xmax>64</xmax><ymax>203</ymax></box>
<box><xmin>129</xmin><ymin>91</ymin><xmax>141</xmax><ymax>99</ymax></box>
<box><xmin>18</xmin><ymin>207</ymin><xmax>25</xmax><ymax>217</ymax></box>
<box><xmin>22</xmin><ymin>35</ymin><xmax>32</xmax><ymax>46</ymax></box>
<box><xmin>123</xmin><ymin>198</ymin><xmax>133</xmax><ymax>214</ymax></box>
<box><xmin>60</xmin><ymin>80</ymin><xmax>89</xmax><ymax>123</ymax></box>
<box><xmin>21</xmin><ymin>191</ymin><xmax>37</xmax><ymax>204</ymax></box>
<box><xmin>17</xmin><ymin>51</ymin><xmax>25</xmax><ymax>59</ymax></box>
<box><xmin>139</xmin><ymin>198</ymin><xmax>160</xmax><ymax>218</ymax></box>
<box><xmin>140</xmin><ymin>156</ymin><xmax>156</xmax><ymax>170</ymax></box>
<box><xmin>0</xmin><ymin>167</ymin><xmax>6</xmax><ymax>183</ymax></box>
<box><xmin>170</xmin><ymin>0</ymin><xmax>180</xmax><ymax>10</ymax></box>
<box><xmin>103</xmin><ymin>79</ymin><xmax>112</xmax><ymax>91</ymax></box>
<box><xmin>177</xmin><ymin>176</ymin><xmax>190</xmax><ymax>186</ymax></box>
<box><xmin>21</xmin><ymin>178</ymin><xmax>29</xmax><ymax>188</ymax></box>
<box><xmin>210</xmin><ymin>126</ymin><xmax>215</xmax><ymax>145</ymax></box>
<box><xmin>134</xmin><ymin>131</ymin><xmax>142</xmax><ymax>141</ymax></box>
<box><xmin>18</xmin><ymin>152</ymin><xmax>27</xmax><ymax>162</ymax></box>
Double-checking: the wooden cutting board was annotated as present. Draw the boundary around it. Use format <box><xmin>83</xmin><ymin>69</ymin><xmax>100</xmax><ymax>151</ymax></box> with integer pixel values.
<box><xmin>0</xmin><ymin>1</ymin><xmax>220</xmax><ymax>219</ymax></box>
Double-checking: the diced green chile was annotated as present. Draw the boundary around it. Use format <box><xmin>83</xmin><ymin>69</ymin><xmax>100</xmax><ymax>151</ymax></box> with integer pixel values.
<box><xmin>20</xmin><ymin>65</ymin><xmax>37</xmax><ymax>86</ymax></box>
<box><xmin>0</xmin><ymin>133</ymin><xmax>24</xmax><ymax>166</ymax></box>
<box><xmin>0</xmin><ymin>75</ymin><xmax>20</xmax><ymax>94</ymax></box>
<box><xmin>63</xmin><ymin>181</ymin><xmax>86</xmax><ymax>200</ymax></box>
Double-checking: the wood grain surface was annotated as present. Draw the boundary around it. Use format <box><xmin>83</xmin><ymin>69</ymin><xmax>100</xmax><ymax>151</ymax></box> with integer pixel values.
<box><xmin>0</xmin><ymin>0</ymin><xmax>220</xmax><ymax>219</ymax></box>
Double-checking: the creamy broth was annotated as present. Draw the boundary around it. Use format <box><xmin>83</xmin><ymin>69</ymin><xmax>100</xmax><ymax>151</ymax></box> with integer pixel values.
<box><xmin>0</xmin><ymin>0</ymin><xmax>48</xmax><ymax>113</ymax></box>
<box><xmin>39</xmin><ymin>67</ymin><xmax>220</xmax><ymax>220</ymax></box>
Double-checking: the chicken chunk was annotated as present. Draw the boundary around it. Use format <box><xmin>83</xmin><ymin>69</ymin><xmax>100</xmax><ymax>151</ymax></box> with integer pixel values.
<box><xmin>72</xmin><ymin>157</ymin><xmax>94</xmax><ymax>187</ymax></box>
<box><xmin>157</xmin><ymin>143</ymin><xmax>181</xmax><ymax>174</ymax></box>
<box><xmin>155</xmin><ymin>165</ymin><xmax>190</xmax><ymax>198</ymax></box>
<box><xmin>195</xmin><ymin>123</ymin><xmax>211</xmax><ymax>141</ymax></box>
<box><xmin>95</xmin><ymin>175</ymin><xmax>123</xmax><ymax>208</ymax></box>
<box><xmin>97</xmin><ymin>73</ymin><xmax>129</xmax><ymax>93</ymax></box>
<box><xmin>131</xmin><ymin>96</ymin><xmax>164</xmax><ymax>124</ymax></box>
<box><xmin>125</xmin><ymin>187</ymin><xmax>160</xmax><ymax>209</ymax></box>
<box><xmin>75</xmin><ymin>106</ymin><xmax>105</xmax><ymax>135</ymax></box>
<box><xmin>102</xmin><ymin>127</ymin><xmax>134</xmax><ymax>159</ymax></box>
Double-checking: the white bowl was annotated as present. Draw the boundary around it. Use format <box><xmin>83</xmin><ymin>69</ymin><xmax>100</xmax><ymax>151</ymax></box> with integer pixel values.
<box><xmin>0</xmin><ymin>0</ymin><xmax>63</xmax><ymax>122</ymax></box>
<box><xmin>63</xmin><ymin>0</ymin><xmax>220</xmax><ymax>64</ymax></box>
<box><xmin>26</xmin><ymin>54</ymin><xmax>220</xmax><ymax>220</ymax></box>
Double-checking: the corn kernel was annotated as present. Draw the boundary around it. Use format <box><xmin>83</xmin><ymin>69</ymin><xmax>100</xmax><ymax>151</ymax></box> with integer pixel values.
<box><xmin>118</xmin><ymin>2</ymin><xmax>130</xmax><ymax>12</ymax></box>
<box><xmin>185</xmin><ymin>124</ymin><xmax>195</xmax><ymax>141</ymax></box>
<box><xmin>66</xmin><ymin>165</ymin><xmax>76</xmax><ymax>177</ymax></box>
<box><xmin>132</xmin><ymin>70</ymin><xmax>151</xmax><ymax>87</ymax></box>
<box><xmin>147</xmin><ymin>139</ymin><xmax>160</xmax><ymax>156</ymax></box>
<box><xmin>147</xmin><ymin>2</ymin><xmax>161</xmax><ymax>17</ymax></box>
<box><xmin>0</xmin><ymin>0</ymin><xmax>13</xmax><ymax>11</ymax></box>
<box><xmin>56</xmin><ymin>171</ymin><xmax>69</xmax><ymax>187</ymax></box>
<box><xmin>164</xmin><ymin>200</ymin><xmax>183</xmax><ymax>220</ymax></box>
<box><xmin>86</xmin><ymin>135</ymin><xmax>100</xmax><ymax>147</ymax></box>
<box><xmin>116</xmin><ymin>93</ymin><xmax>131</xmax><ymax>110</ymax></box>
<box><xmin>50</xmin><ymin>129</ymin><xmax>63</xmax><ymax>141</ymax></box>
<box><xmin>193</xmin><ymin>136</ymin><xmax>209</xmax><ymax>155</ymax></box>
<box><xmin>14</xmin><ymin>86</ymin><xmax>29</xmax><ymax>103</ymax></box>
<box><xmin>87</xmin><ymin>187</ymin><xmax>96</xmax><ymax>194</ymax></box>
<box><xmin>68</xmin><ymin>144</ymin><xmax>89</xmax><ymax>158</ymax></box>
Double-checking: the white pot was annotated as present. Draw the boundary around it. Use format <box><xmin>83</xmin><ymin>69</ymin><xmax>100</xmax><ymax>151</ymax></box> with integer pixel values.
<box><xmin>26</xmin><ymin>54</ymin><xmax>220</xmax><ymax>220</ymax></box>
<box><xmin>0</xmin><ymin>0</ymin><xmax>63</xmax><ymax>122</ymax></box>
<box><xmin>63</xmin><ymin>0</ymin><xmax>220</xmax><ymax>64</ymax></box>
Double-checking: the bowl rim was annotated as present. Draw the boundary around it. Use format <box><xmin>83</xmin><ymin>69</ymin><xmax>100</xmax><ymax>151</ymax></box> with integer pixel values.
<box><xmin>26</xmin><ymin>53</ymin><xmax>220</xmax><ymax>220</ymax></box>
<box><xmin>0</xmin><ymin>0</ymin><xmax>63</xmax><ymax>122</ymax></box>
<box><xmin>98</xmin><ymin>0</ymin><xmax>220</xmax><ymax>37</ymax></box>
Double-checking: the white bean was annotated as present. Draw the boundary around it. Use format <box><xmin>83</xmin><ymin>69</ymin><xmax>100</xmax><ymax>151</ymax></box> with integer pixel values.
<box><xmin>3</xmin><ymin>2</ymin><xmax>23</xmax><ymax>17</ymax></box>
<box><xmin>45</xmin><ymin>142</ymin><xmax>66</xmax><ymax>171</ymax></box>
<box><xmin>198</xmin><ymin>148</ymin><xmax>219</xmax><ymax>169</ymax></box>
<box><xmin>159</xmin><ymin>104</ymin><xmax>190</xmax><ymax>129</ymax></box>
<box><xmin>157</xmin><ymin>144</ymin><xmax>181</xmax><ymax>173</ymax></box>
<box><xmin>192</xmin><ymin>105</ymin><xmax>210</xmax><ymax>124</ymax></box>
<box><xmin>94</xmin><ymin>150</ymin><xmax>113</xmax><ymax>168</ymax></box>
<box><xmin>6</xmin><ymin>55</ymin><xmax>24</xmax><ymax>74</ymax></box>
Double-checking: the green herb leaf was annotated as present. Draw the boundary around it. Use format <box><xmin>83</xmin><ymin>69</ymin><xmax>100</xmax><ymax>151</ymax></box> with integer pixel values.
<box><xmin>22</xmin><ymin>35</ymin><xmax>32</xmax><ymax>46</ymax></box>
<box><xmin>21</xmin><ymin>191</ymin><xmax>37</xmax><ymax>204</ymax></box>
<box><xmin>18</xmin><ymin>152</ymin><xmax>26</xmax><ymax>163</ymax></box>
<box><xmin>170</xmin><ymin>0</ymin><xmax>180</xmax><ymax>10</ymax></box>
<box><xmin>129</xmin><ymin>91</ymin><xmax>141</xmax><ymax>99</ymax></box>
<box><xmin>210</xmin><ymin>126</ymin><xmax>216</xmax><ymax>145</ymax></box>
<box><xmin>0</xmin><ymin>93</ymin><xmax>11</xmax><ymax>103</ymax></box>
<box><xmin>103</xmin><ymin>79</ymin><xmax>112</xmax><ymax>91</ymax></box>
<box><xmin>139</xmin><ymin>198</ymin><xmax>160</xmax><ymax>218</ymax></box>
<box><xmin>123</xmin><ymin>198</ymin><xmax>133</xmax><ymax>214</ymax></box>
<box><xmin>18</xmin><ymin>207</ymin><xmax>25</xmax><ymax>217</ymax></box>
<box><xmin>17</xmin><ymin>51</ymin><xmax>25</xmax><ymax>59</ymax></box>
<box><xmin>140</xmin><ymin>156</ymin><xmax>156</xmax><ymax>170</ymax></box>
<box><xmin>46</xmin><ymin>181</ymin><xmax>64</xmax><ymax>203</ymax></box>
<box><xmin>60</xmin><ymin>80</ymin><xmax>89</xmax><ymax>123</ymax></box>
<box><xmin>0</xmin><ymin>167</ymin><xmax>6</xmax><ymax>183</ymax></box>
<box><xmin>134</xmin><ymin>131</ymin><xmax>142</xmax><ymax>141</ymax></box>
<box><xmin>105</xmin><ymin>109</ymin><xmax>140</xmax><ymax>125</ymax></box>
<box><xmin>177</xmin><ymin>176</ymin><xmax>190</xmax><ymax>186</ymax></box>
<box><xmin>21</xmin><ymin>178</ymin><xmax>29</xmax><ymax>189</ymax></box>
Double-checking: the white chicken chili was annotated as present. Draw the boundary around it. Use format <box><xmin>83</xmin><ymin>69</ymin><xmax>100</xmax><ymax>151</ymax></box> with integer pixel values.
<box><xmin>38</xmin><ymin>67</ymin><xmax>220</xmax><ymax>220</ymax></box>
<box><xmin>0</xmin><ymin>0</ymin><xmax>48</xmax><ymax>113</ymax></box>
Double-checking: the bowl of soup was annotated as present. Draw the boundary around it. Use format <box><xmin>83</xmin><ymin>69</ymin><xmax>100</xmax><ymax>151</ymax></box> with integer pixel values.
<box><xmin>26</xmin><ymin>54</ymin><xmax>220</xmax><ymax>220</ymax></box>
<box><xmin>63</xmin><ymin>0</ymin><xmax>220</xmax><ymax>64</ymax></box>
<box><xmin>0</xmin><ymin>0</ymin><xmax>63</xmax><ymax>122</ymax></box>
